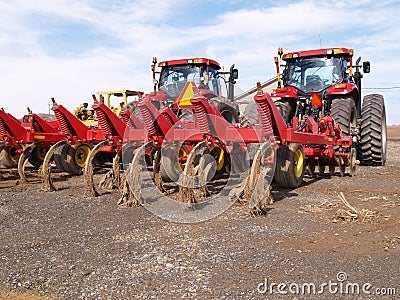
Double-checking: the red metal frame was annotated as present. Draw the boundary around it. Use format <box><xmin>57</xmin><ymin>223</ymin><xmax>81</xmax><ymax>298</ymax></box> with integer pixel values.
<box><xmin>0</xmin><ymin>109</ymin><xmax>65</xmax><ymax>148</ymax></box>
<box><xmin>282</xmin><ymin>48</ymin><xmax>352</xmax><ymax>60</ymax></box>
<box><xmin>158</xmin><ymin>58</ymin><xmax>220</xmax><ymax>70</ymax></box>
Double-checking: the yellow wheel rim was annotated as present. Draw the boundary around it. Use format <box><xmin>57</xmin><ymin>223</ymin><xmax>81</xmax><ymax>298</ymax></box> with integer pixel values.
<box><xmin>210</xmin><ymin>147</ymin><xmax>225</xmax><ymax>171</ymax></box>
<box><xmin>294</xmin><ymin>148</ymin><xmax>304</xmax><ymax>178</ymax></box>
<box><xmin>74</xmin><ymin>144</ymin><xmax>91</xmax><ymax>168</ymax></box>
<box><xmin>178</xmin><ymin>147</ymin><xmax>187</xmax><ymax>170</ymax></box>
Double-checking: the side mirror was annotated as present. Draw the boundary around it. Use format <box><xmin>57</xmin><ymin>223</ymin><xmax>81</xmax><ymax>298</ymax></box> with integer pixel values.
<box><xmin>229</xmin><ymin>64</ymin><xmax>239</xmax><ymax>83</ymax></box>
<box><xmin>363</xmin><ymin>61</ymin><xmax>370</xmax><ymax>73</ymax></box>
<box><xmin>231</xmin><ymin>68</ymin><xmax>239</xmax><ymax>80</ymax></box>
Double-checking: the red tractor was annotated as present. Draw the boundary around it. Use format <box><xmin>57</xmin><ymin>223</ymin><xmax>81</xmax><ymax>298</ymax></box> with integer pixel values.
<box><xmin>147</xmin><ymin>57</ymin><xmax>239</xmax><ymax>123</ymax></box>
<box><xmin>271</xmin><ymin>47</ymin><xmax>386</xmax><ymax>170</ymax></box>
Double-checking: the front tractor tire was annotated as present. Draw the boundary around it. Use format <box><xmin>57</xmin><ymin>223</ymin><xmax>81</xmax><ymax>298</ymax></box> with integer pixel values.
<box><xmin>209</xmin><ymin>97</ymin><xmax>239</xmax><ymax>124</ymax></box>
<box><xmin>274</xmin><ymin>143</ymin><xmax>305</xmax><ymax>189</ymax></box>
<box><xmin>274</xmin><ymin>99</ymin><xmax>294</xmax><ymax>125</ymax></box>
<box><xmin>359</xmin><ymin>94</ymin><xmax>387</xmax><ymax>166</ymax></box>
<box><xmin>330</xmin><ymin>97</ymin><xmax>357</xmax><ymax>137</ymax></box>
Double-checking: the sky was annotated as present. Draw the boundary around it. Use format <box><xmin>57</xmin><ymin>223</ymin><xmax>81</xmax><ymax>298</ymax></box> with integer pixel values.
<box><xmin>0</xmin><ymin>0</ymin><xmax>399</xmax><ymax>125</ymax></box>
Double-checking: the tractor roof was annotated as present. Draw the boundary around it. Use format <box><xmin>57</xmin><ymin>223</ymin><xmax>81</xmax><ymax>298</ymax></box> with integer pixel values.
<box><xmin>158</xmin><ymin>58</ymin><xmax>221</xmax><ymax>70</ymax></box>
<box><xmin>282</xmin><ymin>48</ymin><xmax>353</xmax><ymax>60</ymax></box>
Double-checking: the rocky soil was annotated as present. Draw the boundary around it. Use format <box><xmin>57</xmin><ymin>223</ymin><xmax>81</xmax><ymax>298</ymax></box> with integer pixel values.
<box><xmin>0</xmin><ymin>127</ymin><xmax>399</xmax><ymax>299</ymax></box>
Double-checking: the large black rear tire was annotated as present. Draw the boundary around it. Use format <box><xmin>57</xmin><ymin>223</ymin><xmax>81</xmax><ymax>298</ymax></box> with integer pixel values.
<box><xmin>240</xmin><ymin>100</ymin><xmax>259</xmax><ymax>127</ymax></box>
<box><xmin>330</xmin><ymin>97</ymin><xmax>357</xmax><ymax>136</ymax></box>
<box><xmin>209</xmin><ymin>97</ymin><xmax>239</xmax><ymax>123</ymax></box>
<box><xmin>359</xmin><ymin>94</ymin><xmax>386</xmax><ymax>166</ymax></box>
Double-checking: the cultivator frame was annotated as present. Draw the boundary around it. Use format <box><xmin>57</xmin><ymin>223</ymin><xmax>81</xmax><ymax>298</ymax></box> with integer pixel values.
<box><xmin>0</xmin><ymin>108</ymin><xmax>65</xmax><ymax>180</ymax></box>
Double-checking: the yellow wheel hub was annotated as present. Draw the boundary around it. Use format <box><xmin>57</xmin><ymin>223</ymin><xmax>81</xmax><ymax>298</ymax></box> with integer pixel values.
<box><xmin>294</xmin><ymin>148</ymin><xmax>304</xmax><ymax>178</ymax></box>
<box><xmin>74</xmin><ymin>144</ymin><xmax>91</xmax><ymax>168</ymax></box>
<box><xmin>210</xmin><ymin>147</ymin><xmax>225</xmax><ymax>171</ymax></box>
<box><xmin>177</xmin><ymin>147</ymin><xmax>187</xmax><ymax>170</ymax></box>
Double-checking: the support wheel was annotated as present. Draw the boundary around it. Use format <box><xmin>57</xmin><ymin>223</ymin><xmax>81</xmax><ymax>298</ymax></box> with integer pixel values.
<box><xmin>66</xmin><ymin>143</ymin><xmax>92</xmax><ymax>175</ymax></box>
<box><xmin>274</xmin><ymin>143</ymin><xmax>305</xmax><ymax>189</ymax></box>
<box><xmin>160</xmin><ymin>145</ymin><xmax>188</xmax><ymax>182</ymax></box>
<box><xmin>28</xmin><ymin>144</ymin><xmax>49</xmax><ymax>167</ymax></box>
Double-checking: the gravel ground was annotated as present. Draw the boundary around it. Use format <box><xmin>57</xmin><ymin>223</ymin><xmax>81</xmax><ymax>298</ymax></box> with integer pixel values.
<box><xmin>0</xmin><ymin>128</ymin><xmax>399</xmax><ymax>299</ymax></box>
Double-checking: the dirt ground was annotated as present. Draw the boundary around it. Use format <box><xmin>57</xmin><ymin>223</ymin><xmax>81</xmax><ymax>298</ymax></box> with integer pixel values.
<box><xmin>0</xmin><ymin>127</ymin><xmax>399</xmax><ymax>299</ymax></box>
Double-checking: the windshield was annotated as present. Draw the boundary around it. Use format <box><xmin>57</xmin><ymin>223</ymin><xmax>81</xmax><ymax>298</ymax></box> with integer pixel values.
<box><xmin>284</xmin><ymin>57</ymin><xmax>344</xmax><ymax>93</ymax></box>
<box><xmin>158</xmin><ymin>65</ymin><xmax>220</xmax><ymax>99</ymax></box>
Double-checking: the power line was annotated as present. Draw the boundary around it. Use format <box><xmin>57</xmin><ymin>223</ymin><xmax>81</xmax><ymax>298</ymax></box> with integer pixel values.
<box><xmin>362</xmin><ymin>87</ymin><xmax>400</xmax><ymax>90</ymax></box>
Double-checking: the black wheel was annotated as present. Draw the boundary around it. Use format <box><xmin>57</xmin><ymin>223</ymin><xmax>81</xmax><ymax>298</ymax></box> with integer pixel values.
<box><xmin>305</xmin><ymin>158</ymin><xmax>316</xmax><ymax>176</ymax></box>
<box><xmin>318</xmin><ymin>163</ymin><xmax>326</xmax><ymax>176</ymax></box>
<box><xmin>274</xmin><ymin>99</ymin><xmax>294</xmax><ymax>125</ymax></box>
<box><xmin>0</xmin><ymin>147</ymin><xmax>17</xmax><ymax>168</ymax></box>
<box><xmin>65</xmin><ymin>143</ymin><xmax>92</xmax><ymax>175</ymax></box>
<box><xmin>54</xmin><ymin>144</ymin><xmax>71</xmax><ymax>172</ymax></box>
<box><xmin>240</xmin><ymin>100</ymin><xmax>259</xmax><ymax>127</ymax></box>
<box><xmin>359</xmin><ymin>94</ymin><xmax>387</xmax><ymax>166</ymax></box>
<box><xmin>209</xmin><ymin>97</ymin><xmax>239</xmax><ymax>123</ymax></box>
<box><xmin>28</xmin><ymin>144</ymin><xmax>49</xmax><ymax>167</ymax></box>
<box><xmin>330</xmin><ymin>97</ymin><xmax>357</xmax><ymax>136</ymax></box>
<box><xmin>274</xmin><ymin>143</ymin><xmax>305</xmax><ymax>189</ymax></box>
<box><xmin>0</xmin><ymin>145</ymin><xmax>23</xmax><ymax>169</ymax></box>
<box><xmin>160</xmin><ymin>145</ymin><xmax>188</xmax><ymax>182</ymax></box>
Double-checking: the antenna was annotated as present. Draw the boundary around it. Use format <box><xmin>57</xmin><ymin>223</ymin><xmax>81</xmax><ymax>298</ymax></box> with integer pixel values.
<box><xmin>319</xmin><ymin>35</ymin><xmax>322</xmax><ymax>48</ymax></box>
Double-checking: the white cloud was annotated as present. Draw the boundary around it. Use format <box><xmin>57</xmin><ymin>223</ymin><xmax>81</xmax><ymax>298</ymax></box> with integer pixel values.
<box><xmin>0</xmin><ymin>0</ymin><xmax>399</xmax><ymax>124</ymax></box>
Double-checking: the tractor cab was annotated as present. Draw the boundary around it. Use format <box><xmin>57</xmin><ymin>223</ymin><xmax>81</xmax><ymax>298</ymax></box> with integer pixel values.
<box><xmin>152</xmin><ymin>57</ymin><xmax>238</xmax><ymax>110</ymax></box>
<box><xmin>284</xmin><ymin>56</ymin><xmax>349</xmax><ymax>95</ymax></box>
<box><xmin>280</xmin><ymin>48</ymin><xmax>353</xmax><ymax>97</ymax></box>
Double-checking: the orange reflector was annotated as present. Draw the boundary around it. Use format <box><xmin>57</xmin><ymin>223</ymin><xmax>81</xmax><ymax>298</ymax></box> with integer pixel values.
<box><xmin>283</xmin><ymin>54</ymin><xmax>292</xmax><ymax>59</ymax></box>
<box><xmin>334</xmin><ymin>83</ymin><xmax>347</xmax><ymax>89</ymax></box>
<box><xmin>277</xmin><ymin>87</ymin><xmax>288</xmax><ymax>92</ymax></box>
<box><xmin>311</xmin><ymin>93</ymin><xmax>322</xmax><ymax>107</ymax></box>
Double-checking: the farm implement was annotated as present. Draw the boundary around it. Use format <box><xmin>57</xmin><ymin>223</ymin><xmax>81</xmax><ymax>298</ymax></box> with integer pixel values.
<box><xmin>1</xmin><ymin>48</ymin><xmax>386</xmax><ymax>219</ymax></box>
<box><xmin>0</xmin><ymin>107</ymin><xmax>65</xmax><ymax>181</ymax></box>
<box><xmin>117</xmin><ymin>48</ymin><xmax>386</xmax><ymax>216</ymax></box>
<box><xmin>118</xmin><ymin>81</ymin><xmax>354</xmax><ymax>216</ymax></box>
